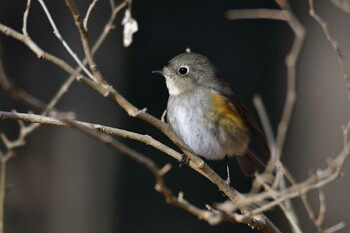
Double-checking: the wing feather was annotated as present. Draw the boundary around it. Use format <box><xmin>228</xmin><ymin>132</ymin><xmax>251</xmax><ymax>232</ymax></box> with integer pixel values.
<box><xmin>212</xmin><ymin>80</ymin><xmax>270</xmax><ymax>156</ymax></box>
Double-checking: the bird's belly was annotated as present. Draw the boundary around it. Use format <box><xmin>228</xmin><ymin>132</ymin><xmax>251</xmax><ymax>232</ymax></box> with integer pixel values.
<box><xmin>168</xmin><ymin>104</ymin><xmax>248</xmax><ymax>160</ymax></box>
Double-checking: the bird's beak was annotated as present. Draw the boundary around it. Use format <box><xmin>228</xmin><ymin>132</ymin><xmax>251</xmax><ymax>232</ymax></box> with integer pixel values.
<box><xmin>152</xmin><ymin>70</ymin><xmax>164</xmax><ymax>76</ymax></box>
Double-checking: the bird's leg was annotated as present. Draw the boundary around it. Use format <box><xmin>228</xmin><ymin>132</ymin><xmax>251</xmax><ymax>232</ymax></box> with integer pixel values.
<box><xmin>161</xmin><ymin>109</ymin><xmax>167</xmax><ymax>123</ymax></box>
<box><xmin>225</xmin><ymin>155</ymin><xmax>231</xmax><ymax>186</ymax></box>
<box><xmin>219</xmin><ymin>156</ymin><xmax>232</xmax><ymax>197</ymax></box>
<box><xmin>179</xmin><ymin>154</ymin><xmax>189</xmax><ymax>168</ymax></box>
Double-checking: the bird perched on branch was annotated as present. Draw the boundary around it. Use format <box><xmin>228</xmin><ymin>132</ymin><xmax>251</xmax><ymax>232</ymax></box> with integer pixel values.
<box><xmin>153</xmin><ymin>52</ymin><xmax>269</xmax><ymax>183</ymax></box>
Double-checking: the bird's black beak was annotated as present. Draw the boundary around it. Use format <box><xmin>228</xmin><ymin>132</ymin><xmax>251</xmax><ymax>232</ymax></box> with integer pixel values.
<box><xmin>152</xmin><ymin>70</ymin><xmax>164</xmax><ymax>76</ymax></box>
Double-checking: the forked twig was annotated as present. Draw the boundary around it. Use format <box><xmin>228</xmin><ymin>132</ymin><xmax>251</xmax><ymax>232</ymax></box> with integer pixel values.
<box><xmin>37</xmin><ymin>0</ymin><xmax>94</xmax><ymax>80</ymax></box>
<box><xmin>309</xmin><ymin>0</ymin><xmax>350</xmax><ymax>95</ymax></box>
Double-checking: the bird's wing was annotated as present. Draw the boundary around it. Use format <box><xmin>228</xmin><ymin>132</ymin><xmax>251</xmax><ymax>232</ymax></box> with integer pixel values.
<box><xmin>231</xmin><ymin>93</ymin><xmax>270</xmax><ymax>155</ymax></box>
<box><xmin>213</xmin><ymin>82</ymin><xmax>270</xmax><ymax>156</ymax></box>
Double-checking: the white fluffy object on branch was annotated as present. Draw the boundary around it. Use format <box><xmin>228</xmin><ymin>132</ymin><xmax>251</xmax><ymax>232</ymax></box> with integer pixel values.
<box><xmin>122</xmin><ymin>9</ymin><xmax>138</xmax><ymax>47</ymax></box>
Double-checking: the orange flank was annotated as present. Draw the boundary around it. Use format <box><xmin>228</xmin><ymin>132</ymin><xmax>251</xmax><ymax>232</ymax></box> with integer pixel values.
<box><xmin>209</xmin><ymin>93</ymin><xmax>247</xmax><ymax>133</ymax></box>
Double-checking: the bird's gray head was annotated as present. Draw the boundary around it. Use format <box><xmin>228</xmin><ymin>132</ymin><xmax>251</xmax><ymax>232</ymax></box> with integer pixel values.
<box><xmin>154</xmin><ymin>53</ymin><xmax>219</xmax><ymax>96</ymax></box>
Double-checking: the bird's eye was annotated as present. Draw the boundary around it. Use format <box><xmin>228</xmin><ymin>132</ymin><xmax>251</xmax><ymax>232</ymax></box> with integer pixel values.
<box><xmin>178</xmin><ymin>66</ymin><xmax>189</xmax><ymax>76</ymax></box>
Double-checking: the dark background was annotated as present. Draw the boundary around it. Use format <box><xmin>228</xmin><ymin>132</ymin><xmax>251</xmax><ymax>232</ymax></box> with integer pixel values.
<box><xmin>0</xmin><ymin>0</ymin><xmax>349</xmax><ymax>233</ymax></box>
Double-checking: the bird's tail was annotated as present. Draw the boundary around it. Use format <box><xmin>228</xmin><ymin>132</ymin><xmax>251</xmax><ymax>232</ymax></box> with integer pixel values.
<box><xmin>236</xmin><ymin>149</ymin><xmax>265</xmax><ymax>177</ymax></box>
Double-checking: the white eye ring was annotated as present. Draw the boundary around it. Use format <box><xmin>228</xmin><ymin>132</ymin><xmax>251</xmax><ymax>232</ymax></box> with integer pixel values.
<box><xmin>178</xmin><ymin>65</ymin><xmax>189</xmax><ymax>76</ymax></box>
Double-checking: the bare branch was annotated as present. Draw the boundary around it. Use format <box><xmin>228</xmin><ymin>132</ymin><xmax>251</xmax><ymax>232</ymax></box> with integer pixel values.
<box><xmin>342</xmin><ymin>120</ymin><xmax>350</xmax><ymax>150</ymax></box>
<box><xmin>43</xmin><ymin>0</ymin><xmax>129</xmax><ymax>114</ymax></box>
<box><xmin>93</xmin><ymin>1</ymin><xmax>128</xmax><ymax>52</ymax></box>
<box><xmin>243</xmin><ymin>139</ymin><xmax>350</xmax><ymax>214</ymax></box>
<box><xmin>226</xmin><ymin>1</ymin><xmax>306</xmax><ymax>167</ymax></box>
<box><xmin>0</xmin><ymin>153</ymin><xmax>9</xmax><ymax>233</ymax></box>
<box><xmin>83</xmin><ymin>0</ymin><xmax>99</xmax><ymax>31</ymax></box>
<box><xmin>253</xmin><ymin>95</ymin><xmax>300</xmax><ymax>231</ymax></box>
<box><xmin>228</xmin><ymin>3</ymin><xmax>305</xmax><ymax>231</ymax></box>
<box><xmin>301</xmin><ymin>187</ymin><xmax>326</xmax><ymax>232</ymax></box>
<box><xmin>37</xmin><ymin>0</ymin><xmax>94</xmax><ymax>79</ymax></box>
<box><xmin>252</xmin><ymin>95</ymin><xmax>276</xmax><ymax>157</ymax></box>
<box><xmin>1</xmin><ymin>0</ymin><xmax>126</xmax><ymax>114</ymax></box>
<box><xmin>226</xmin><ymin>9</ymin><xmax>288</xmax><ymax>20</ymax></box>
<box><xmin>324</xmin><ymin>222</ymin><xmax>346</xmax><ymax>233</ymax></box>
<box><xmin>274</xmin><ymin>0</ymin><xmax>305</xmax><ymax>164</ymax></box>
<box><xmin>0</xmin><ymin>112</ymin><xmax>38</xmax><ymax>151</ymax></box>
<box><xmin>255</xmin><ymin>171</ymin><xmax>302</xmax><ymax>233</ymax></box>
<box><xmin>316</xmin><ymin>189</ymin><xmax>326</xmax><ymax>228</ymax></box>
<box><xmin>62</xmin><ymin>118</ymin><xmax>272</xmax><ymax>230</ymax></box>
<box><xmin>309</xmin><ymin>0</ymin><xmax>350</xmax><ymax>96</ymax></box>
<box><xmin>0</xmin><ymin>23</ymin><xmax>87</xmax><ymax>80</ymax></box>
<box><xmin>109</xmin><ymin>0</ymin><xmax>115</xmax><ymax>10</ymax></box>
<box><xmin>65</xmin><ymin>0</ymin><xmax>104</xmax><ymax>83</ymax></box>
<box><xmin>0</xmin><ymin>110</ymin><xmax>281</xmax><ymax>232</ymax></box>
<box><xmin>0</xmin><ymin>110</ymin><xmax>208</xmax><ymax>177</ymax></box>
<box><xmin>329</xmin><ymin>0</ymin><xmax>350</xmax><ymax>15</ymax></box>
<box><xmin>22</xmin><ymin>0</ymin><xmax>31</xmax><ymax>36</ymax></box>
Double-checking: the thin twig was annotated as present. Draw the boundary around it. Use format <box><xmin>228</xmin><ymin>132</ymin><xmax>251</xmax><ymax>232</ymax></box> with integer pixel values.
<box><xmin>309</xmin><ymin>0</ymin><xmax>350</xmax><ymax>96</ymax></box>
<box><xmin>83</xmin><ymin>0</ymin><xmax>99</xmax><ymax>31</ymax></box>
<box><xmin>255</xmin><ymin>173</ymin><xmax>302</xmax><ymax>233</ymax></box>
<box><xmin>316</xmin><ymin>188</ymin><xmax>326</xmax><ymax>228</ymax></box>
<box><xmin>0</xmin><ymin>23</ymin><xmax>87</xmax><ymax>82</ymax></box>
<box><xmin>22</xmin><ymin>0</ymin><xmax>32</xmax><ymax>36</ymax></box>
<box><xmin>342</xmin><ymin>120</ymin><xmax>350</xmax><ymax>153</ymax></box>
<box><xmin>274</xmin><ymin>0</ymin><xmax>305</xmax><ymax>166</ymax></box>
<box><xmin>244</xmin><ymin>140</ymin><xmax>350</xmax><ymax>214</ymax></box>
<box><xmin>0</xmin><ymin>154</ymin><xmax>8</xmax><ymax>233</ymax></box>
<box><xmin>109</xmin><ymin>0</ymin><xmax>115</xmax><ymax>10</ymax></box>
<box><xmin>329</xmin><ymin>0</ymin><xmax>350</xmax><ymax>15</ymax></box>
<box><xmin>65</xmin><ymin>0</ymin><xmax>104</xmax><ymax>83</ymax></box>
<box><xmin>226</xmin><ymin>9</ymin><xmax>288</xmax><ymax>20</ymax></box>
<box><xmin>0</xmin><ymin>135</ymin><xmax>20</xmax><ymax>233</ymax></box>
<box><xmin>324</xmin><ymin>222</ymin><xmax>346</xmax><ymax>233</ymax></box>
<box><xmin>37</xmin><ymin>0</ymin><xmax>94</xmax><ymax>80</ymax></box>
<box><xmin>253</xmin><ymin>95</ymin><xmax>300</xmax><ymax>230</ymax></box>
<box><xmin>252</xmin><ymin>95</ymin><xmax>276</xmax><ymax>156</ymax></box>
<box><xmin>300</xmin><ymin>185</ymin><xmax>326</xmax><ymax>232</ymax></box>
<box><xmin>43</xmin><ymin>0</ymin><xmax>129</xmax><ymax>114</ymax></box>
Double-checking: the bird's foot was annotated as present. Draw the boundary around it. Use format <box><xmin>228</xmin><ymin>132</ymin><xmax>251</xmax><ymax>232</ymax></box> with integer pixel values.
<box><xmin>179</xmin><ymin>154</ymin><xmax>189</xmax><ymax>168</ymax></box>
<box><xmin>225</xmin><ymin>175</ymin><xmax>231</xmax><ymax>187</ymax></box>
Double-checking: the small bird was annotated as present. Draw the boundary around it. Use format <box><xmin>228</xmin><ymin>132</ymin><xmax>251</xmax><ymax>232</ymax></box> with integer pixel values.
<box><xmin>153</xmin><ymin>52</ymin><xmax>269</xmax><ymax>181</ymax></box>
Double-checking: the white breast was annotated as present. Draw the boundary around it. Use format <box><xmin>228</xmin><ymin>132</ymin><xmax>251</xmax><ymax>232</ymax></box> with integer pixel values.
<box><xmin>167</xmin><ymin>92</ymin><xmax>229</xmax><ymax>160</ymax></box>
